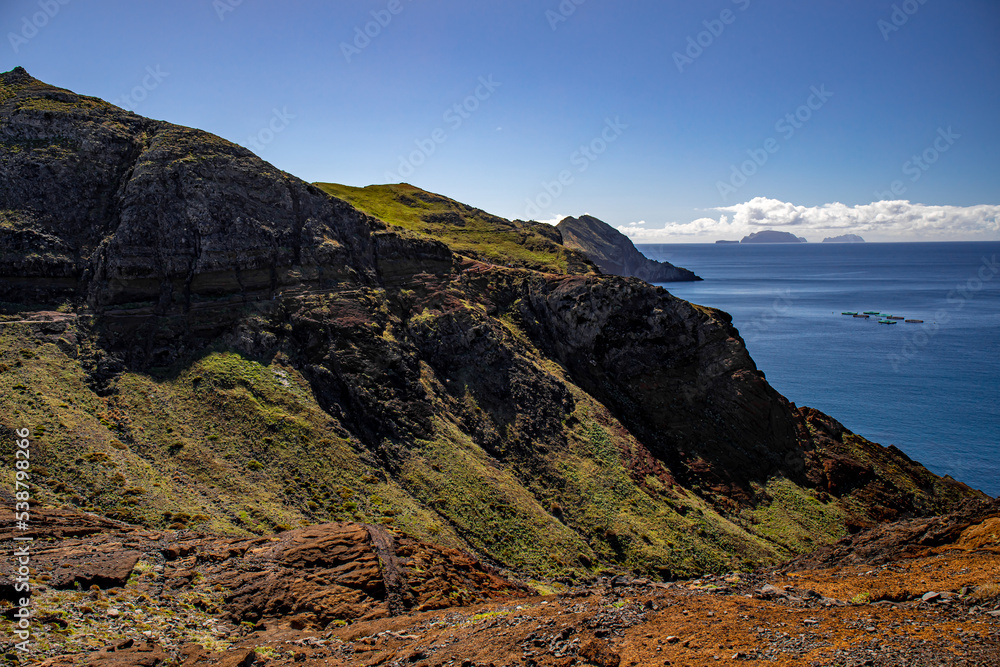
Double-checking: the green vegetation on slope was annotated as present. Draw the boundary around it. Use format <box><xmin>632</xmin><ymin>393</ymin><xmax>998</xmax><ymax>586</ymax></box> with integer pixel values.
<box><xmin>0</xmin><ymin>317</ymin><xmax>859</xmax><ymax>581</ymax></box>
<box><xmin>315</xmin><ymin>183</ymin><xmax>597</xmax><ymax>275</ymax></box>
<box><xmin>0</xmin><ymin>324</ymin><xmax>451</xmax><ymax>542</ymax></box>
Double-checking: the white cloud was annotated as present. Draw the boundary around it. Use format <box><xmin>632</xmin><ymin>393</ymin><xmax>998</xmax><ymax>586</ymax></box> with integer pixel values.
<box><xmin>535</xmin><ymin>214</ymin><xmax>569</xmax><ymax>227</ymax></box>
<box><xmin>617</xmin><ymin>198</ymin><xmax>1000</xmax><ymax>243</ymax></box>
<box><xmin>534</xmin><ymin>213</ymin><xmax>594</xmax><ymax>227</ymax></box>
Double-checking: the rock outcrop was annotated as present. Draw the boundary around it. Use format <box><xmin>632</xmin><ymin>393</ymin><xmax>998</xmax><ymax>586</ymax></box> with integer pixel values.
<box><xmin>0</xmin><ymin>505</ymin><xmax>523</xmax><ymax>623</ymax></box>
<box><xmin>556</xmin><ymin>215</ymin><xmax>701</xmax><ymax>282</ymax></box>
<box><xmin>0</xmin><ymin>66</ymin><xmax>449</xmax><ymax>362</ymax></box>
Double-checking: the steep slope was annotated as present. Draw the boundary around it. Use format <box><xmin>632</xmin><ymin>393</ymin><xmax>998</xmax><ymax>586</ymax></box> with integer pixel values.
<box><xmin>0</xmin><ymin>68</ymin><xmax>986</xmax><ymax>584</ymax></box>
<box><xmin>315</xmin><ymin>182</ymin><xmax>597</xmax><ymax>276</ymax></box>
<box><xmin>557</xmin><ymin>214</ymin><xmax>701</xmax><ymax>282</ymax></box>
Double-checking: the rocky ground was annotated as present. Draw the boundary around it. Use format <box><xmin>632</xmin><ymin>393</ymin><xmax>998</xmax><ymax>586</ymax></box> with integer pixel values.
<box><xmin>1</xmin><ymin>502</ymin><xmax>997</xmax><ymax>666</ymax></box>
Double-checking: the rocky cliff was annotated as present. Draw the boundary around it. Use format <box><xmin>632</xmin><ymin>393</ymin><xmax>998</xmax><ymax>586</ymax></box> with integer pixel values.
<box><xmin>0</xmin><ymin>67</ymin><xmax>986</xmax><ymax>586</ymax></box>
<box><xmin>556</xmin><ymin>215</ymin><xmax>701</xmax><ymax>282</ymax></box>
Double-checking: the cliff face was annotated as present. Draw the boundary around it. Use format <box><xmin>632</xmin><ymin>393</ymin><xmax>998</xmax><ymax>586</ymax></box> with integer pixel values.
<box><xmin>0</xmin><ymin>68</ymin><xmax>985</xmax><ymax>582</ymax></box>
<box><xmin>556</xmin><ymin>215</ymin><xmax>701</xmax><ymax>282</ymax></box>
<box><xmin>0</xmin><ymin>67</ymin><xmax>450</xmax><ymax>361</ymax></box>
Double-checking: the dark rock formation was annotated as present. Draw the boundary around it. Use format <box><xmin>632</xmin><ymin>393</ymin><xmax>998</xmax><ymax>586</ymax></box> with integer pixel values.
<box><xmin>741</xmin><ymin>230</ymin><xmax>808</xmax><ymax>243</ymax></box>
<box><xmin>556</xmin><ymin>215</ymin><xmax>700</xmax><ymax>282</ymax></box>
<box><xmin>0</xmin><ymin>66</ymin><xmax>449</xmax><ymax>364</ymax></box>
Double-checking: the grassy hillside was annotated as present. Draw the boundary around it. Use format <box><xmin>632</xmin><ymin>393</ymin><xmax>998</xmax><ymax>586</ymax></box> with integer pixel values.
<box><xmin>0</xmin><ymin>317</ymin><xmax>860</xmax><ymax>581</ymax></box>
<box><xmin>315</xmin><ymin>183</ymin><xmax>597</xmax><ymax>276</ymax></box>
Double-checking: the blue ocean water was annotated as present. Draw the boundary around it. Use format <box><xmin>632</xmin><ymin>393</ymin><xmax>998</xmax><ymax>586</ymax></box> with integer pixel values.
<box><xmin>638</xmin><ymin>242</ymin><xmax>1000</xmax><ymax>498</ymax></box>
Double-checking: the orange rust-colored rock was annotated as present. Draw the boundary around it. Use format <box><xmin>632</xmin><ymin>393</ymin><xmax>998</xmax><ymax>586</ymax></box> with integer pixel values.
<box><xmin>5</xmin><ymin>502</ymin><xmax>1000</xmax><ymax>666</ymax></box>
<box><xmin>957</xmin><ymin>516</ymin><xmax>1000</xmax><ymax>551</ymax></box>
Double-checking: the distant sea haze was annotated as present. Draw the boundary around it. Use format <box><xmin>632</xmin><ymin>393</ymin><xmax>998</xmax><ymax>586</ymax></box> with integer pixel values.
<box><xmin>640</xmin><ymin>241</ymin><xmax>1000</xmax><ymax>498</ymax></box>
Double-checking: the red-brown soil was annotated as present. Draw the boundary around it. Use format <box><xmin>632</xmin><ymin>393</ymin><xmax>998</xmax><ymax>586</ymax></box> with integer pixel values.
<box><xmin>4</xmin><ymin>502</ymin><xmax>998</xmax><ymax>666</ymax></box>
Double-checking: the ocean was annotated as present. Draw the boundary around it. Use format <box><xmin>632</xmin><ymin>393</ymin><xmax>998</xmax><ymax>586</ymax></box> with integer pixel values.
<box><xmin>638</xmin><ymin>241</ymin><xmax>1000</xmax><ymax>498</ymax></box>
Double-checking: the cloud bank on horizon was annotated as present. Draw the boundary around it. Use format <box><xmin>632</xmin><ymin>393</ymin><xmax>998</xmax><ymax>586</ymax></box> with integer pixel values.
<box><xmin>618</xmin><ymin>198</ymin><xmax>1000</xmax><ymax>243</ymax></box>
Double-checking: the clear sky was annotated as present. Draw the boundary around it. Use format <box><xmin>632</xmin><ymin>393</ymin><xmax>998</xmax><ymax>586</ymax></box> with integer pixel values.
<box><xmin>3</xmin><ymin>0</ymin><xmax>999</xmax><ymax>242</ymax></box>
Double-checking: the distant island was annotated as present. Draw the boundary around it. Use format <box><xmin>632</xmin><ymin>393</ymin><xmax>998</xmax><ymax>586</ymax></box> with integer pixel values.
<box><xmin>822</xmin><ymin>234</ymin><xmax>866</xmax><ymax>243</ymax></box>
<box><xmin>715</xmin><ymin>240</ymin><xmax>740</xmax><ymax>244</ymax></box>
<box><xmin>557</xmin><ymin>215</ymin><xmax>701</xmax><ymax>282</ymax></box>
<box><xmin>741</xmin><ymin>230</ymin><xmax>808</xmax><ymax>244</ymax></box>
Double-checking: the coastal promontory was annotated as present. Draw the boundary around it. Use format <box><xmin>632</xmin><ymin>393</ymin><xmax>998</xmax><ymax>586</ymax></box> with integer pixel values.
<box><xmin>556</xmin><ymin>214</ymin><xmax>701</xmax><ymax>282</ymax></box>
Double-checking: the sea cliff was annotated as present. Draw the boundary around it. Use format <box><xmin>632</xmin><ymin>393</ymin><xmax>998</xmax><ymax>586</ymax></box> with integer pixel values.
<box><xmin>0</xmin><ymin>67</ymin><xmax>984</xmax><ymax>585</ymax></box>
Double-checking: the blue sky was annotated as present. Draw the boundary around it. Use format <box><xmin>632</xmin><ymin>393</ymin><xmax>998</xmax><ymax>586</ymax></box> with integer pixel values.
<box><xmin>3</xmin><ymin>0</ymin><xmax>999</xmax><ymax>241</ymax></box>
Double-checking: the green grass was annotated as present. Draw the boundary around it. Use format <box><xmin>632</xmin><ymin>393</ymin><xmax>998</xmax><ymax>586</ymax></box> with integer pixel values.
<box><xmin>402</xmin><ymin>419</ymin><xmax>591</xmax><ymax>577</ymax></box>
<box><xmin>550</xmin><ymin>400</ymin><xmax>786</xmax><ymax>577</ymax></box>
<box><xmin>314</xmin><ymin>182</ymin><xmax>596</xmax><ymax>275</ymax></box>
<box><xmin>747</xmin><ymin>477</ymin><xmax>848</xmax><ymax>557</ymax></box>
<box><xmin>0</xmin><ymin>327</ymin><xmax>449</xmax><ymax>540</ymax></box>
